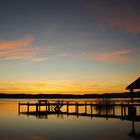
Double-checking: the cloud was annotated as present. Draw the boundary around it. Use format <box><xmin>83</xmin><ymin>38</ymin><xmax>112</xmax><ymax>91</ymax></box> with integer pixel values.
<box><xmin>104</xmin><ymin>10</ymin><xmax>140</xmax><ymax>33</ymax></box>
<box><xmin>89</xmin><ymin>1</ymin><xmax>140</xmax><ymax>33</ymax></box>
<box><xmin>96</xmin><ymin>49</ymin><xmax>130</xmax><ymax>62</ymax></box>
<box><xmin>111</xmin><ymin>49</ymin><xmax>130</xmax><ymax>55</ymax></box>
<box><xmin>0</xmin><ymin>36</ymin><xmax>48</xmax><ymax>62</ymax></box>
<box><xmin>56</xmin><ymin>53</ymin><xmax>67</xmax><ymax>57</ymax></box>
<box><xmin>30</xmin><ymin>58</ymin><xmax>48</xmax><ymax>62</ymax></box>
<box><xmin>0</xmin><ymin>36</ymin><xmax>33</xmax><ymax>50</ymax></box>
<box><xmin>81</xmin><ymin>49</ymin><xmax>131</xmax><ymax>62</ymax></box>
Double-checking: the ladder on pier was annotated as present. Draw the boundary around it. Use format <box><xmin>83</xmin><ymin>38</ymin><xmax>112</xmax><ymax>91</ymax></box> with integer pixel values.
<box><xmin>51</xmin><ymin>100</ymin><xmax>63</xmax><ymax>111</ymax></box>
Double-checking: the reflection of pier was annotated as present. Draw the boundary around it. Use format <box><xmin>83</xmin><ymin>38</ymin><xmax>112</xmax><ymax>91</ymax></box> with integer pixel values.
<box><xmin>18</xmin><ymin>100</ymin><xmax>140</xmax><ymax>121</ymax></box>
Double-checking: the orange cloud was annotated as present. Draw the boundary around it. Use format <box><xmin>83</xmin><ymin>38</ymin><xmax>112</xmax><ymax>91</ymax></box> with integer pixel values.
<box><xmin>81</xmin><ymin>49</ymin><xmax>130</xmax><ymax>62</ymax></box>
<box><xmin>95</xmin><ymin>49</ymin><xmax>131</xmax><ymax>62</ymax></box>
<box><xmin>0</xmin><ymin>36</ymin><xmax>48</xmax><ymax>62</ymax></box>
<box><xmin>30</xmin><ymin>58</ymin><xmax>48</xmax><ymax>62</ymax></box>
<box><xmin>0</xmin><ymin>36</ymin><xmax>33</xmax><ymax>50</ymax></box>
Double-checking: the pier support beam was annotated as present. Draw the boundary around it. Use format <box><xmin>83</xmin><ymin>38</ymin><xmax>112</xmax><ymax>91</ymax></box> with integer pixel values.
<box><xmin>48</xmin><ymin>102</ymin><xmax>50</xmax><ymax>112</ymax></box>
<box><xmin>98</xmin><ymin>104</ymin><xmax>101</xmax><ymax>115</ymax></box>
<box><xmin>90</xmin><ymin>103</ymin><xmax>92</xmax><ymax>118</ymax></box>
<box><xmin>106</xmin><ymin>105</ymin><xmax>108</xmax><ymax>120</ymax></box>
<box><xmin>46</xmin><ymin>105</ymin><xmax>48</xmax><ymax>112</ymax></box>
<box><xmin>85</xmin><ymin>102</ymin><xmax>87</xmax><ymax>114</ymax></box>
<box><xmin>121</xmin><ymin>103</ymin><xmax>124</xmax><ymax>118</ymax></box>
<box><xmin>124</xmin><ymin>106</ymin><xmax>126</xmax><ymax>116</ymax></box>
<box><xmin>36</xmin><ymin>103</ymin><xmax>38</xmax><ymax>113</ymax></box>
<box><xmin>75</xmin><ymin>102</ymin><xmax>79</xmax><ymax>117</ymax></box>
<box><xmin>130</xmin><ymin>89</ymin><xmax>134</xmax><ymax>103</ymax></box>
<box><xmin>67</xmin><ymin>102</ymin><xmax>69</xmax><ymax>113</ymax></box>
<box><xmin>27</xmin><ymin>102</ymin><xmax>29</xmax><ymax>113</ymax></box>
<box><xmin>113</xmin><ymin>103</ymin><xmax>115</xmax><ymax>115</ymax></box>
<box><xmin>18</xmin><ymin>102</ymin><xmax>20</xmax><ymax>115</ymax></box>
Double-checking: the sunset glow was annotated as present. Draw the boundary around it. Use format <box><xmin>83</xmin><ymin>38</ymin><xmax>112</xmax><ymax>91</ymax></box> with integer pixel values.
<box><xmin>0</xmin><ymin>0</ymin><xmax>140</xmax><ymax>94</ymax></box>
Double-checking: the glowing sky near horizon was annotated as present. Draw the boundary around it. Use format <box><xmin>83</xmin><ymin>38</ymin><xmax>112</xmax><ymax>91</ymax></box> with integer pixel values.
<box><xmin>0</xmin><ymin>0</ymin><xmax>140</xmax><ymax>94</ymax></box>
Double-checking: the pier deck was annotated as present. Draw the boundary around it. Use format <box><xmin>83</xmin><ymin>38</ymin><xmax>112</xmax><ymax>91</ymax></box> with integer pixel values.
<box><xmin>18</xmin><ymin>100</ymin><xmax>140</xmax><ymax>121</ymax></box>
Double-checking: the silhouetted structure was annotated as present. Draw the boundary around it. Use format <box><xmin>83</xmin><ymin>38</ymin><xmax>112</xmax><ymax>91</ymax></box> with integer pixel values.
<box><xmin>18</xmin><ymin>100</ymin><xmax>140</xmax><ymax>120</ymax></box>
<box><xmin>125</xmin><ymin>77</ymin><xmax>140</xmax><ymax>137</ymax></box>
<box><xmin>18</xmin><ymin>99</ymin><xmax>140</xmax><ymax>137</ymax></box>
<box><xmin>126</xmin><ymin>77</ymin><xmax>140</xmax><ymax>102</ymax></box>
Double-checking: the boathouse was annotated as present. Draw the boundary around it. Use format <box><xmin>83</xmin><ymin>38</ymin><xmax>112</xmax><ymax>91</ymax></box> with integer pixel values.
<box><xmin>126</xmin><ymin>77</ymin><xmax>140</xmax><ymax>102</ymax></box>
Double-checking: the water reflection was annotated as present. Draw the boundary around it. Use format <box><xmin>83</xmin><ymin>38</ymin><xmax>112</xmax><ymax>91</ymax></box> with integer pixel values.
<box><xmin>128</xmin><ymin>112</ymin><xmax>140</xmax><ymax>139</ymax></box>
<box><xmin>18</xmin><ymin>99</ymin><xmax>140</xmax><ymax>139</ymax></box>
<box><xmin>94</xmin><ymin>99</ymin><xmax>115</xmax><ymax>116</ymax></box>
<box><xmin>0</xmin><ymin>99</ymin><xmax>140</xmax><ymax>140</ymax></box>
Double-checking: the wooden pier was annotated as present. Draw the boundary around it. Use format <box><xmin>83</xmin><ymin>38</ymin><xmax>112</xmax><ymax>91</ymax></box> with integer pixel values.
<box><xmin>18</xmin><ymin>100</ymin><xmax>140</xmax><ymax>121</ymax></box>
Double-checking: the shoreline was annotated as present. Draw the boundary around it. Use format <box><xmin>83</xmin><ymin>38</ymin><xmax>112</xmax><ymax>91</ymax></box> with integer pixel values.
<box><xmin>0</xmin><ymin>92</ymin><xmax>140</xmax><ymax>99</ymax></box>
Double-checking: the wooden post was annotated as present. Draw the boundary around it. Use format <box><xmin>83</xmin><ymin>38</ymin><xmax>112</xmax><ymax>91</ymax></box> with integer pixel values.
<box><xmin>106</xmin><ymin>104</ymin><xmax>108</xmax><ymax>120</ymax></box>
<box><xmin>38</xmin><ymin>105</ymin><xmax>40</xmax><ymax>112</ymax></box>
<box><xmin>27</xmin><ymin>102</ymin><xmax>29</xmax><ymax>113</ymax></box>
<box><xmin>98</xmin><ymin>102</ymin><xmax>101</xmax><ymax>114</ymax></box>
<box><xmin>75</xmin><ymin>102</ymin><xmax>79</xmax><ymax>117</ymax></box>
<box><xmin>36</xmin><ymin>103</ymin><xmax>38</xmax><ymax>113</ymax></box>
<box><xmin>18</xmin><ymin>102</ymin><xmax>20</xmax><ymax>115</ymax></box>
<box><xmin>130</xmin><ymin>89</ymin><xmax>134</xmax><ymax>103</ymax></box>
<box><xmin>121</xmin><ymin>103</ymin><xmax>123</xmax><ymax>117</ymax></box>
<box><xmin>75</xmin><ymin>102</ymin><xmax>77</xmax><ymax>113</ymax></box>
<box><xmin>98</xmin><ymin>102</ymin><xmax>101</xmax><ymax>115</ymax></box>
<box><xmin>67</xmin><ymin>101</ymin><xmax>69</xmax><ymax>113</ymax></box>
<box><xmin>90</xmin><ymin>103</ymin><xmax>92</xmax><ymax>118</ymax></box>
<box><xmin>48</xmin><ymin>102</ymin><xmax>50</xmax><ymax>112</ymax></box>
<box><xmin>85</xmin><ymin>102</ymin><xmax>87</xmax><ymax>114</ymax></box>
<box><xmin>124</xmin><ymin>105</ymin><xmax>126</xmax><ymax>116</ymax></box>
<box><xmin>46</xmin><ymin>104</ymin><xmax>48</xmax><ymax>112</ymax></box>
<box><xmin>113</xmin><ymin>103</ymin><xmax>115</xmax><ymax>115</ymax></box>
<box><xmin>127</xmin><ymin>101</ymin><xmax>129</xmax><ymax>116</ymax></box>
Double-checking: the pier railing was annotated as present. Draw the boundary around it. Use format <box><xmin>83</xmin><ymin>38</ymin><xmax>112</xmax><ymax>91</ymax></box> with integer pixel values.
<box><xmin>18</xmin><ymin>100</ymin><xmax>140</xmax><ymax>121</ymax></box>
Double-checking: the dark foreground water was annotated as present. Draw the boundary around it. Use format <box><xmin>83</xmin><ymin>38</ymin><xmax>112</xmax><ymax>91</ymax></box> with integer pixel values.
<box><xmin>0</xmin><ymin>99</ymin><xmax>140</xmax><ymax>140</ymax></box>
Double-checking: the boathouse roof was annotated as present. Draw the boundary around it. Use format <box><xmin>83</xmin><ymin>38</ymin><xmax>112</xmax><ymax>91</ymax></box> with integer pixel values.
<box><xmin>126</xmin><ymin>77</ymin><xmax>140</xmax><ymax>90</ymax></box>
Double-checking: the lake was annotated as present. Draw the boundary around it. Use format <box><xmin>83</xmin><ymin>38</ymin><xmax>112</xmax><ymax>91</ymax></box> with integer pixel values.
<box><xmin>0</xmin><ymin>99</ymin><xmax>140</xmax><ymax>140</ymax></box>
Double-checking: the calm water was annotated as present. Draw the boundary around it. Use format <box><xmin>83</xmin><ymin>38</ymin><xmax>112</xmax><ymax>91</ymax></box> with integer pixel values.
<box><xmin>0</xmin><ymin>99</ymin><xmax>140</xmax><ymax>140</ymax></box>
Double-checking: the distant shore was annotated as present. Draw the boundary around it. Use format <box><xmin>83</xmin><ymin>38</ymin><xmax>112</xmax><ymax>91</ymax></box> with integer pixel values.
<box><xmin>0</xmin><ymin>92</ymin><xmax>140</xmax><ymax>99</ymax></box>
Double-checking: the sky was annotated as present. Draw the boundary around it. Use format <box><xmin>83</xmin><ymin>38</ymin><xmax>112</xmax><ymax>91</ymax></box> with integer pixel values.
<box><xmin>0</xmin><ymin>0</ymin><xmax>140</xmax><ymax>94</ymax></box>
